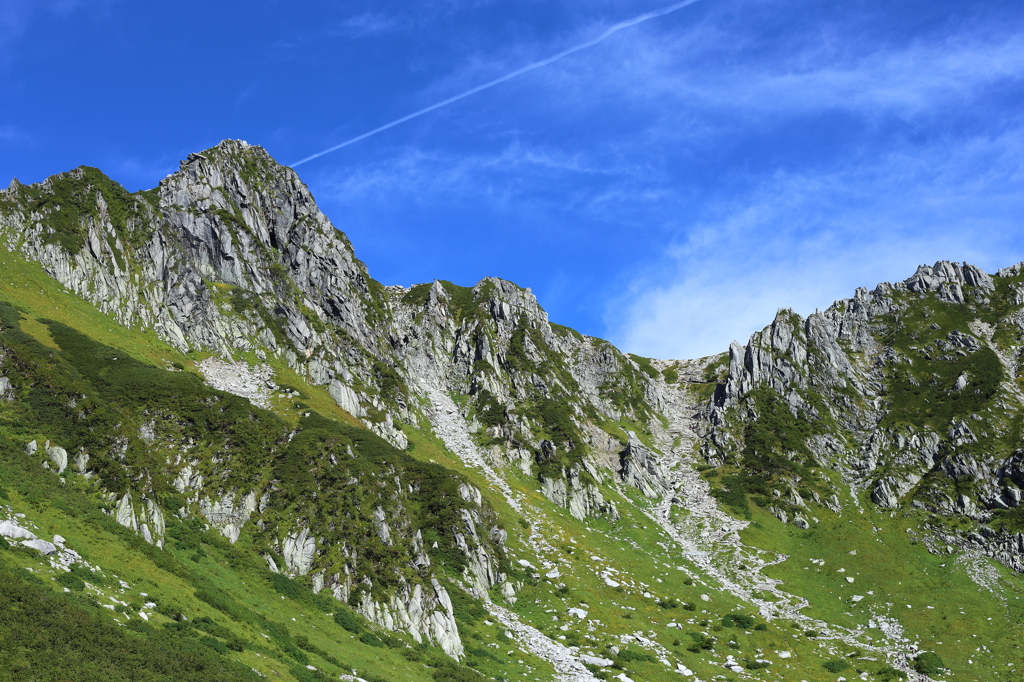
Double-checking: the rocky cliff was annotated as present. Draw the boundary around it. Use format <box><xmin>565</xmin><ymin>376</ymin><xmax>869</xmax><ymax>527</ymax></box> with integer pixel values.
<box><xmin>0</xmin><ymin>141</ymin><xmax>689</xmax><ymax>657</ymax></box>
<box><xmin>702</xmin><ymin>259</ymin><xmax>1024</xmax><ymax>571</ymax></box>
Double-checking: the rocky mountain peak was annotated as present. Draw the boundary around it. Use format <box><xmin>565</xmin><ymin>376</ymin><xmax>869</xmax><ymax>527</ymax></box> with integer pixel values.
<box><xmin>4</xmin><ymin>144</ymin><xmax>1024</xmax><ymax>681</ymax></box>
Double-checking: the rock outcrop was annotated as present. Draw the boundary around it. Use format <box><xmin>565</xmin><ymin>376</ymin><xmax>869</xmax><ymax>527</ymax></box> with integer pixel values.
<box><xmin>702</xmin><ymin>258</ymin><xmax>1024</xmax><ymax>570</ymax></box>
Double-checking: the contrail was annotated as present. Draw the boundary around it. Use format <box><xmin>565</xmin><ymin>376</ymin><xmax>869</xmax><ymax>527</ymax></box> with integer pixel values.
<box><xmin>292</xmin><ymin>0</ymin><xmax>702</xmax><ymax>166</ymax></box>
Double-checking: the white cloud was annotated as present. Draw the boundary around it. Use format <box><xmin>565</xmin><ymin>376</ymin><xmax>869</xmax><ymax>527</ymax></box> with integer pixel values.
<box><xmin>607</xmin><ymin>128</ymin><xmax>1024</xmax><ymax>360</ymax></box>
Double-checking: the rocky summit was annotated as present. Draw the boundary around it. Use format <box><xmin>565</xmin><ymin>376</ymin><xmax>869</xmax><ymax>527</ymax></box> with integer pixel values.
<box><xmin>0</xmin><ymin>139</ymin><xmax>1022</xmax><ymax>682</ymax></box>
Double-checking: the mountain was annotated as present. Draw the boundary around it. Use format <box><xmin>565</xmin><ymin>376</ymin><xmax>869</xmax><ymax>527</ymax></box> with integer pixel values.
<box><xmin>0</xmin><ymin>140</ymin><xmax>1021</xmax><ymax>682</ymax></box>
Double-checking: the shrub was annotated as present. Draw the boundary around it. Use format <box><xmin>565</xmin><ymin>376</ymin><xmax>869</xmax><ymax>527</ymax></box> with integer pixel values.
<box><xmin>11</xmin><ymin>567</ymin><xmax>44</xmax><ymax>585</ymax></box>
<box><xmin>333</xmin><ymin>608</ymin><xmax>363</xmax><ymax>633</ymax></box>
<box><xmin>432</xmin><ymin>660</ymin><xmax>486</xmax><ymax>682</ymax></box>
<box><xmin>824</xmin><ymin>659</ymin><xmax>851</xmax><ymax>673</ymax></box>
<box><xmin>289</xmin><ymin>665</ymin><xmax>331</xmax><ymax>682</ymax></box>
<box><xmin>68</xmin><ymin>563</ymin><xmax>103</xmax><ymax>586</ymax></box>
<box><xmin>55</xmin><ymin>571</ymin><xmax>85</xmax><ymax>592</ymax></box>
<box><xmin>359</xmin><ymin>631</ymin><xmax>383</xmax><ymax>647</ymax></box>
<box><xmin>722</xmin><ymin>613</ymin><xmax>755</xmax><ymax>628</ymax></box>
<box><xmin>911</xmin><ymin>652</ymin><xmax>945</xmax><ymax>675</ymax></box>
<box><xmin>686</xmin><ymin>632</ymin><xmax>715</xmax><ymax>653</ymax></box>
<box><xmin>876</xmin><ymin>666</ymin><xmax>907</xmax><ymax>681</ymax></box>
<box><xmin>198</xmin><ymin>635</ymin><xmax>228</xmax><ymax>654</ymax></box>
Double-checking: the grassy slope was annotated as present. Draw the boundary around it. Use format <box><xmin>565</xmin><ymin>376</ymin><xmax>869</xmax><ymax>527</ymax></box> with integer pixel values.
<box><xmin>745</xmin><ymin>497</ymin><xmax>1024</xmax><ymax>681</ymax></box>
<box><xmin>0</xmin><ymin>249</ymin><xmax>481</xmax><ymax>682</ymax></box>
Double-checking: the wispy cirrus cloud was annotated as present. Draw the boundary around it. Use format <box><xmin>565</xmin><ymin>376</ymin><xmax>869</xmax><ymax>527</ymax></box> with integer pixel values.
<box><xmin>401</xmin><ymin>0</ymin><xmax>1024</xmax><ymax>136</ymax></box>
<box><xmin>318</xmin><ymin>141</ymin><xmax>638</xmax><ymax>203</ymax></box>
<box><xmin>336</xmin><ymin>11</ymin><xmax>400</xmax><ymax>39</ymax></box>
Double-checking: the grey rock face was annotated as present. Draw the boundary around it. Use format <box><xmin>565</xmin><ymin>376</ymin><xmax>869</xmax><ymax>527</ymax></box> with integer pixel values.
<box><xmin>619</xmin><ymin>432</ymin><xmax>671</xmax><ymax>499</ymax></box>
<box><xmin>113</xmin><ymin>493</ymin><xmax>165</xmax><ymax>548</ymax></box>
<box><xmin>1</xmin><ymin>140</ymin><xmax>676</xmax><ymax>522</ymax></box>
<box><xmin>199</xmin><ymin>492</ymin><xmax>257</xmax><ymax>544</ymax></box>
<box><xmin>282</xmin><ymin>527</ymin><xmax>317</xmax><ymax>576</ymax></box>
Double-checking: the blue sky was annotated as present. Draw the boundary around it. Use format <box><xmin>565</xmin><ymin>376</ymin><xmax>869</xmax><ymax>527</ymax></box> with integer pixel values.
<box><xmin>2</xmin><ymin>0</ymin><xmax>1023</xmax><ymax>359</ymax></box>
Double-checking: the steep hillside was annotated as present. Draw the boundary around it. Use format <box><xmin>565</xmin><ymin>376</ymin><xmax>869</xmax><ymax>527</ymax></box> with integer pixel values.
<box><xmin>0</xmin><ymin>141</ymin><xmax>1022</xmax><ymax>682</ymax></box>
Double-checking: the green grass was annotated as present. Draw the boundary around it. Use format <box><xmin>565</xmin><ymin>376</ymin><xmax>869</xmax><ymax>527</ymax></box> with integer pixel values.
<box><xmin>744</xmin><ymin>502</ymin><xmax>1024</xmax><ymax>681</ymax></box>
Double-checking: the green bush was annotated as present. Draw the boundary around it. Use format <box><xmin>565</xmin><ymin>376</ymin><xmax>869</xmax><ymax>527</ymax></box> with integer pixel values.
<box><xmin>359</xmin><ymin>631</ymin><xmax>384</xmax><ymax>647</ymax></box>
<box><xmin>69</xmin><ymin>562</ymin><xmax>103</xmax><ymax>586</ymax></box>
<box><xmin>722</xmin><ymin>613</ymin><xmax>755</xmax><ymax>628</ymax></box>
<box><xmin>11</xmin><ymin>567</ymin><xmax>44</xmax><ymax>585</ymax></box>
<box><xmin>198</xmin><ymin>635</ymin><xmax>228</xmax><ymax>654</ymax></box>
<box><xmin>289</xmin><ymin>665</ymin><xmax>332</xmax><ymax>682</ymax></box>
<box><xmin>686</xmin><ymin>632</ymin><xmax>715</xmax><ymax>653</ymax></box>
<box><xmin>876</xmin><ymin>666</ymin><xmax>908</xmax><ymax>681</ymax></box>
<box><xmin>911</xmin><ymin>652</ymin><xmax>945</xmax><ymax>675</ymax></box>
<box><xmin>432</xmin><ymin>660</ymin><xmax>486</xmax><ymax>682</ymax></box>
<box><xmin>333</xmin><ymin>608</ymin><xmax>363</xmax><ymax>633</ymax></box>
<box><xmin>824</xmin><ymin>659</ymin><xmax>851</xmax><ymax>673</ymax></box>
<box><xmin>55</xmin><ymin>571</ymin><xmax>85</xmax><ymax>592</ymax></box>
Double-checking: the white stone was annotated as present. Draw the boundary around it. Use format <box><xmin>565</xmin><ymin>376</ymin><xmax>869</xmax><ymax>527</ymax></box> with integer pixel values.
<box><xmin>45</xmin><ymin>442</ymin><xmax>68</xmax><ymax>474</ymax></box>
<box><xmin>0</xmin><ymin>520</ymin><xmax>36</xmax><ymax>540</ymax></box>
<box><xmin>23</xmin><ymin>539</ymin><xmax>57</xmax><ymax>555</ymax></box>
